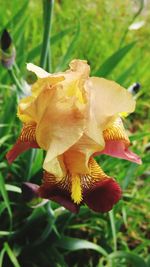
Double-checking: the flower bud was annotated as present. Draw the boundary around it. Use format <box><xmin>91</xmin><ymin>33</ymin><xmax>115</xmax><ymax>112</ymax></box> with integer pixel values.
<box><xmin>128</xmin><ymin>82</ymin><xmax>141</xmax><ymax>95</ymax></box>
<box><xmin>0</xmin><ymin>29</ymin><xmax>16</xmax><ymax>69</ymax></box>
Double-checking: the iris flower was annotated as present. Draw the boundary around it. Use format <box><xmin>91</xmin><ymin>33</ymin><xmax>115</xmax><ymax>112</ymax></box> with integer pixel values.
<box><xmin>6</xmin><ymin>60</ymin><xmax>141</xmax><ymax>213</ymax></box>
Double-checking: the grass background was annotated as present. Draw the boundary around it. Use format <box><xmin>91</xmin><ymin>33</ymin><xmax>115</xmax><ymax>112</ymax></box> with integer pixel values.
<box><xmin>0</xmin><ymin>0</ymin><xmax>150</xmax><ymax>266</ymax></box>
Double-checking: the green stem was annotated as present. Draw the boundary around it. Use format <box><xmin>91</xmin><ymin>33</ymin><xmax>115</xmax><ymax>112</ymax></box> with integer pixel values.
<box><xmin>40</xmin><ymin>0</ymin><xmax>54</xmax><ymax>70</ymax></box>
<box><xmin>8</xmin><ymin>68</ymin><xmax>22</xmax><ymax>92</ymax></box>
<box><xmin>119</xmin><ymin>0</ymin><xmax>144</xmax><ymax>47</ymax></box>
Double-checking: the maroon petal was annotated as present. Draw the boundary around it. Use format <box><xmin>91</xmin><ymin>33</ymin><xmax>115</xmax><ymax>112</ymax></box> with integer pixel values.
<box><xmin>83</xmin><ymin>178</ymin><xmax>122</xmax><ymax>213</ymax></box>
<box><xmin>6</xmin><ymin>140</ymin><xmax>39</xmax><ymax>164</ymax></box>
<box><xmin>39</xmin><ymin>185</ymin><xmax>80</xmax><ymax>214</ymax></box>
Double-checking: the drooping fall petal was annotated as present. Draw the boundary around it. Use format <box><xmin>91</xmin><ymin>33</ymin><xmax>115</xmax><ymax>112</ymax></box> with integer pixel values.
<box><xmin>6</xmin><ymin>123</ymin><xmax>38</xmax><ymax>163</ymax></box>
<box><xmin>100</xmin><ymin>118</ymin><xmax>142</xmax><ymax>164</ymax></box>
<box><xmin>39</xmin><ymin>171</ymin><xmax>80</xmax><ymax>213</ymax></box>
<box><xmin>82</xmin><ymin>158</ymin><xmax>122</xmax><ymax>212</ymax></box>
<box><xmin>39</xmin><ymin>157</ymin><xmax>121</xmax><ymax>213</ymax></box>
<box><xmin>83</xmin><ymin>178</ymin><xmax>122</xmax><ymax>212</ymax></box>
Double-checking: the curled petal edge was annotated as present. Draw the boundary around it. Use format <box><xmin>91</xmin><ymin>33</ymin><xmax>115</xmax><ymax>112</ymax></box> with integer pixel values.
<box><xmin>96</xmin><ymin>140</ymin><xmax>142</xmax><ymax>165</ymax></box>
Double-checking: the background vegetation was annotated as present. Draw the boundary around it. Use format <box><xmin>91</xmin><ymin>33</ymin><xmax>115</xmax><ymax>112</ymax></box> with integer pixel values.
<box><xmin>0</xmin><ymin>0</ymin><xmax>150</xmax><ymax>266</ymax></box>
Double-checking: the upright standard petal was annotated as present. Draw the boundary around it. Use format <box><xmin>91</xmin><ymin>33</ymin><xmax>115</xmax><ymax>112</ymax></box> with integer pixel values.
<box><xmin>22</xmin><ymin>87</ymin><xmax>86</xmax><ymax>173</ymax></box>
<box><xmin>87</xmin><ymin>77</ymin><xmax>135</xmax><ymax>127</ymax></box>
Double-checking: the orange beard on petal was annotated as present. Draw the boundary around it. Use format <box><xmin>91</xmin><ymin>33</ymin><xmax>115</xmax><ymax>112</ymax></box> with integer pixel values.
<box><xmin>39</xmin><ymin>157</ymin><xmax>122</xmax><ymax>213</ymax></box>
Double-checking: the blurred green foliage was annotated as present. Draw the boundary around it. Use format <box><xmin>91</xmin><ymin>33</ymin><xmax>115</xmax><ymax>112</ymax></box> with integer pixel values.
<box><xmin>0</xmin><ymin>0</ymin><xmax>150</xmax><ymax>266</ymax></box>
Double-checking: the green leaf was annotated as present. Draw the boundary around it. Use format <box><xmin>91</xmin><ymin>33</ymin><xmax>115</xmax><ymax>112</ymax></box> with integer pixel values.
<box><xmin>0</xmin><ymin>231</ymin><xmax>14</xmax><ymax>237</ymax></box>
<box><xmin>4</xmin><ymin>0</ymin><xmax>29</xmax><ymax>29</ymax></box>
<box><xmin>0</xmin><ymin>202</ymin><xmax>6</xmax><ymax>215</ymax></box>
<box><xmin>55</xmin><ymin>236</ymin><xmax>108</xmax><ymax>256</ymax></box>
<box><xmin>0</xmin><ymin>123</ymin><xmax>9</xmax><ymax>128</ymax></box>
<box><xmin>0</xmin><ymin>173</ymin><xmax>12</xmax><ymax>219</ymax></box>
<box><xmin>12</xmin><ymin>15</ymin><xmax>28</xmax><ymax>45</ymax></box>
<box><xmin>0</xmin><ymin>248</ymin><xmax>5</xmax><ymax>267</ymax></box>
<box><xmin>4</xmin><ymin>242</ymin><xmax>21</xmax><ymax>267</ymax></box>
<box><xmin>116</xmin><ymin>60</ymin><xmax>138</xmax><ymax>84</ymax></box>
<box><xmin>95</xmin><ymin>42</ymin><xmax>135</xmax><ymax>77</ymax></box>
<box><xmin>109</xmin><ymin>210</ymin><xmax>117</xmax><ymax>251</ymax></box>
<box><xmin>51</xmin><ymin>27</ymin><xmax>74</xmax><ymax>44</ymax></box>
<box><xmin>122</xmin><ymin>163</ymin><xmax>138</xmax><ymax>190</ymax></box>
<box><xmin>0</xmin><ymin>92</ymin><xmax>17</xmax><ymax>137</ymax></box>
<box><xmin>0</xmin><ymin>134</ymin><xmax>12</xmax><ymax>146</ymax></box>
<box><xmin>27</xmin><ymin>27</ymin><xmax>74</xmax><ymax>62</ymax></box>
<box><xmin>30</xmin><ymin>150</ymin><xmax>43</xmax><ymax>177</ymax></box>
<box><xmin>57</xmin><ymin>24</ymin><xmax>80</xmax><ymax>71</ymax></box>
<box><xmin>108</xmin><ymin>251</ymin><xmax>148</xmax><ymax>267</ymax></box>
<box><xmin>5</xmin><ymin>184</ymin><xmax>21</xmax><ymax>194</ymax></box>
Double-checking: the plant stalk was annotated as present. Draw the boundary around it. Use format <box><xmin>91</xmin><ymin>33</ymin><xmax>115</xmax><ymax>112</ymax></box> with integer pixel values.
<box><xmin>40</xmin><ymin>0</ymin><xmax>54</xmax><ymax>70</ymax></box>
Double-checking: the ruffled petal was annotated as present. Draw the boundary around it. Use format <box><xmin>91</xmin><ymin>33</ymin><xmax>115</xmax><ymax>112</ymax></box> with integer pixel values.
<box><xmin>6</xmin><ymin>123</ymin><xmax>38</xmax><ymax>163</ymax></box>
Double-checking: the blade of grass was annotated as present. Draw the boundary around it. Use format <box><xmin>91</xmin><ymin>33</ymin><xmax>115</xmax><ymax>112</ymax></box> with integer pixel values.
<box><xmin>117</xmin><ymin>60</ymin><xmax>139</xmax><ymax>84</ymax></box>
<box><xmin>108</xmin><ymin>251</ymin><xmax>147</xmax><ymax>267</ymax></box>
<box><xmin>119</xmin><ymin>0</ymin><xmax>145</xmax><ymax>47</ymax></box>
<box><xmin>4</xmin><ymin>0</ymin><xmax>29</xmax><ymax>29</ymax></box>
<box><xmin>0</xmin><ymin>202</ymin><xmax>6</xmax><ymax>215</ymax></box>
<box><xmin>0</xmin><ymin>134</ymin><xmax>12</xmax><ymax>146</ymax></box>
<box><xmin>40</xmin><ymin>0</ymin><xmax>54</xmax><ymax>69</ymax></box>
<box><xmin>56</xmin><ymin>23</ymin><xmax>80</xmax><ymax>71</ymax></box>
<box><xmin>4</xmin><ymin>242</ymin><xmax>21</xmax><ymax>267</ymax></box>
<box><xmin>0</xmin><ymin>248</ymin><xmax>5</xmax><ymax>267</ymax></box>
<box><xmin>0</xmin><ymin>173</ymin><xmax>12</xmax><ymax>220</ymax></box>
<box><xmin>30</xmin><ymin>150</ymin><xmax>43</xmax><ymax>177</ymax></box>
<box><xmin>55</xmin><ymin>236</ymin><xmax>108</xmax><ymax>256</ymax></box>
<box><xmin>95</xmin><ymin>42</ymin><xmax>135</xmax><ymax>77</ymax></box>
<box><xmin>122</xmin><ymin>163</ymin><xmax>138</xmax><ymax>190</ymax></box>
<box><xmin>5</xmin><ymin>184</ymin><xmax>21</xmax><ymax>194</ymax></box>
<box><xmin>0</xmin><ymin>231</ymin><xmax>14</xmax><ymax>237</ymax></box>
<box><xmin>109</xmin><ymin>210</ymin><xmax>117</xmax><ymax>251</ymax></box>
<box><xmin>27</xmin><ymin>27</ymin><xmax>73</xmax><ymax>62</ymax></box>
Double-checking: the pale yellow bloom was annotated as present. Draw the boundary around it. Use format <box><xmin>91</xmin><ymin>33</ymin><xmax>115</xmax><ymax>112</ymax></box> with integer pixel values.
<box><xmin>7</xmin><ymin>60</ymin><xmax>139</xmax><ymax>208</ymax></box>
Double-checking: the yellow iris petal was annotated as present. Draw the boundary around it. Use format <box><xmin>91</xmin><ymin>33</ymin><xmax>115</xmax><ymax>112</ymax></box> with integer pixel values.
<box><xmin>66</xmin><ymin>81</ymin><xmax>85</xmax><ymax>104</ymax></box>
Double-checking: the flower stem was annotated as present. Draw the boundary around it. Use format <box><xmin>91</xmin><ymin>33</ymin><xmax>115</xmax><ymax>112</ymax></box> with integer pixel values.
<box><xmin>8</xmin><ymin>68</ymin><xmax>22</xmax><ymax>92</ymax></box>
<box><xmin>40</xmin><ymin>0</ymin><xmax>54</xmax><ymax>71</ymax></box>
